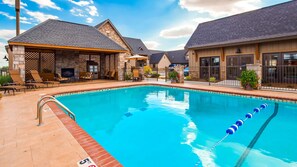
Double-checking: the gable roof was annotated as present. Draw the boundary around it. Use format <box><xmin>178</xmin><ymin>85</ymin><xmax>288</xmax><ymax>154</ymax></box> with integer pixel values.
<box><xmin>94</xmin><ymin>19</ymin><xmax>133</xmax><ymax>51</ymax></box>
<box><xmin>149</xmin><ymin>52</ymin><xmax>165</xmax><ymax>64</ymax></box>
<box><xmin>186</xmin><ymin>1</ymin><xmax>297</xmax><ymax>49</ymax></box>
<box><xmin>149</xmin><ymin>50</ymin><xmax>164</xmax><ymax>54</ymax></box>
<box><xmin>9</xmin><ymin>19</ymin><xmax>126</xmax><ymax>52</ymax></box>
<box><xmin>123</xmin><ymin>37</ymin><xmax>151</xmax><ymax>55</ymax></box>
<box><xmin>166</xmin><ymin>50</ymin><xmax>188</xmax><ymax>64</ymax></box>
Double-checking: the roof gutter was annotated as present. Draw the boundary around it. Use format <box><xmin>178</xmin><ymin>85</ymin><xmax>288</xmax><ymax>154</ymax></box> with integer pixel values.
<box><xmin>187</xmin><ymin>35</ymin><xmax>297</xmax><ymax>50</ymax></box>
<box><xmin>8</xmin><ymin>42</ymin><xmax>128</xmax><ymax>53</ymax></box>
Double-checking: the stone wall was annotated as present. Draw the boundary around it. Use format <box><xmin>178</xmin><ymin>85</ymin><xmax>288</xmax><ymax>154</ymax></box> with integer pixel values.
<box><xmin>79</xmin><ymin>54</ymin><xmax>100</xmax><ymax>72</ymax></box>
<box><xmin>98</xmin><ymin>22</ymin><xmax>130</xmax><ymax>51</ymax></box>
<box><xmin>117</xmin><ymin>53</ymin><xmax>127</xmax><ymax>81</ymax></box>
<box><xmin>55</xmin><ymin>50</ymin><xmax>80</xmax><ymax>79</ymax></box>
<box><xmin>12</xmin><ymin>45</ymin><xmax>25</xmax><ymax>81</ymax></box>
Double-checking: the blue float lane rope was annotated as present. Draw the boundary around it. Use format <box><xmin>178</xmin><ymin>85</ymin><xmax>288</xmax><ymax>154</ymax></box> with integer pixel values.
<box><xmin>235</xmin><ymin>103</ymin><xmax>279</xmax><ymax>167</ymax></box>
<box><xmin>209</xmin><ymin>103</ymin><xmax>268</xmax><ymax>152</ymax></box>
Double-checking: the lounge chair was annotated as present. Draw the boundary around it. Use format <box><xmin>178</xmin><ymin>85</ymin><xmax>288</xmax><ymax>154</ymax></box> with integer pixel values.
<box><xmin>0</xmin><ymin>85</ymin><xmax>26</xmax><ymax>95</ymax></box>
<box><xmin>9</xmin><ymin>70</ymin><xmax>45</xmax><ymax>88</ymax></box>
<box><xmin>79</xmin><ymin>72</ymin><xmax>92</xmax><ymax>80</ymax></box>
<box><xmin>133</xmin><ymin>69</ymin><xmax>140</xmax><ymax>81</ymax></box>
<box><xmin>104</xmin><ymin>71</ymin><xmax>109</xmax><ymax>79</ymax></box>
<box><xmin>30</xmin><ymin>70</ymin><xmax>60</xmax><ymax>87</ymax></box>
<box><xmin>55</xmin><ymin>73</ymin><xmax>69</xmax><ymax>82</ymax></box>
<box><xmin>108</xmin><ymin>70</ymin><xmax>116</xmax><ymax>80</ymax></box>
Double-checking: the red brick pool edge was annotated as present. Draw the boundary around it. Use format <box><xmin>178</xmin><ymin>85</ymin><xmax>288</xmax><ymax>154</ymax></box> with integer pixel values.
<box><xmin>48</xmin><ymin>102</ymin><xmax>123</xmax><ymax>167</ymax></box>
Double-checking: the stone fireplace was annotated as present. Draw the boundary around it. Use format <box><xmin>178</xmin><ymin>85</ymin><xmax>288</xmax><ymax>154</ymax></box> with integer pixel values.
<box><xmin>61</xmin><ymin>68</ymin><xmax>75</xmax><ymax>78</ymax></box>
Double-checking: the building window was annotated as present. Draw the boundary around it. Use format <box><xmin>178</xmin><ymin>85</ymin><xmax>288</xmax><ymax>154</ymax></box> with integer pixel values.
<box><xmin>283</xmin><ymin>53</ymin><xmax>297</xmax><ymax>65</ymax></box>
<box><xmin>195</xmin><ymin>54</ymin><xmax>198</xmax><ymax>63</ymax></box>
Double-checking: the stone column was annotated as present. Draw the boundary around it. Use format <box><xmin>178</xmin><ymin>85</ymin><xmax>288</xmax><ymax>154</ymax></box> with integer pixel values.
<box><xmin>117</xmin><ymin>52</ymin><xmax>126</xmax><ymax>81</ymax></box>
<box><xmin>174</xmin><ymin>65</ymin><xmax>184</xmax><ymax>83</ymax></box>
<box><xmin>246</xmin><ymin>64</ymin><xmax>262</xmax><ymax>89</ymax></box>
<box><xmin>12</xmin><ymin>45</ymin><xmax>25</xmax><ymax>81</ymax></box>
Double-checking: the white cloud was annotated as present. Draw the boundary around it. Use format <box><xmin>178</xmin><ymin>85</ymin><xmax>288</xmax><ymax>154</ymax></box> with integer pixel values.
<box><xmin>0</xmin><ymin>29</ymin><xmax>26</xmax><ymax>40</ymax></box>
<box><xmin>69</xmin><ymin>0</ymin><xmax>99</xmax><ymax>18</ymax></box>
<box><xmin>69</xmin><ymin>0</ymin><xmax>92</xmax><ymax>6</ymax></box>
<box><xmin>179</xmin><ymin>0</ymin><xmax>262</xmax><ymax>17</ymax></box>
<box><xmin>176</xmin><ymin>44</ymin><xmax>185</xmax><ymax>49</ymax></box>
<box><xmin>20</xmin><ymin>17</ymin><xmax>32</xmax><ymax>24</ymax></box>
<box><xmin>87</xmin><ymin>6</ymin><xmax>98</xmax><ymax>16</ymax></box>
<box><xmin>30</xmin><ymin>0</ymin><xmax>61</xmax><ymax>10</ymax></box>
<box><xmin>70</xmin><ymin>8</ymin><xmax>87</xmax><ymax>17</ymax></box>
<box><xmin>86</xmin><ymin>17</ymin><xmax>93</xmax><ymax>23</ymax></box>
<box><xmin>25</xmin><ymin>10</ymin><xmax>59</xmax><ymax>22</ymax></box>
<box><xmin>0</xmin><ymin>11</ymin><xmax>32</xmax><ymax>24</ymax></box>
<box><xmin>160</xmin><ymin>26</ymin><xmax>195</xmax><ymax>39</ymax></box>
<box><xmin>144</xmin><ymin>41</ymin><xmax>160</xmax><ymax>50</ymax></box>
<box><xmin>2</xmin><ymin>0</ymin><xmax>27</xmax><ymax>7</ymax></box>
<box><xmin>0</xmin><ymin>11</ymin><xmax>15</xmax><ymax>19</ymax></box>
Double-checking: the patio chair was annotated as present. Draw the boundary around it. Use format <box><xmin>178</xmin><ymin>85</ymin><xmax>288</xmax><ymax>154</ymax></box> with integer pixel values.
<box><xmin>9</xmin><ymin>70</ymin><xmax>45</xmax><ymax>88</ymax></box>
<box><xmin>0</xmin><ymin>85</ymin><xmax>26</xmax><ymax>95</ymax></box>
<box><xmin>30</xmin><ymin>70</ymin><xmax>60</xmax><ymax>87</ymax></box>
<box><xmin>133</xmin><ymin>69</ymin><xmax>140</xmax><ymax>81</ymax></box>
<box><xmin>79</xmin><ymin>72</ymin><xmax>92</xmax><ymax>80</ymax></box>
<box><xmin>104</xmin><ymin>71</ymin><xmax>110</xmax><ymax>79</ymax></box>
<box><xmin>55</xmin><ymin>73</ymin><xmax>69</xmax><ymax>82</ymax></box>
<box><xmin>108</xmin><ymin>70</ymin><xmax>116</xmax><ymax>80</ymax></box>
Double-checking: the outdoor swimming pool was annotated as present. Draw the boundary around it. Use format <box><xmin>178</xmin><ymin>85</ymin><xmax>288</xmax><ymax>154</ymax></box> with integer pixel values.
<box><xmin>56</xmin><ymin>86</ymin><xmax>297</xmax><ymax>167</ymax></box>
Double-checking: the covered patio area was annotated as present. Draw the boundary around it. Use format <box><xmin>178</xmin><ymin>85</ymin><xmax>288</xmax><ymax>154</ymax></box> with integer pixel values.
<box><xmin>22</xmin><ymin>47</ymin><xmax>123</xmax><ymax>81</ymax></box>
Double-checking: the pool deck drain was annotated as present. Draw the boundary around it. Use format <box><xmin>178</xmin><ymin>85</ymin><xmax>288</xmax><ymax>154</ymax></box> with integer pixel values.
<box><xmin>0</xmin><ymin>80</ymin><xmax>296</xmax><ymax>166</ymax></box>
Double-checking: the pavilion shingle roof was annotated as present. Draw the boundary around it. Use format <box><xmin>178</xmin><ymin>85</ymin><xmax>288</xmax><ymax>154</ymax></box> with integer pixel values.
<box><xmin>123</xmin><ymin>37</ymin><xmax>151</xmax><ymax>56</ymax></box>
<box><xmin>149</xmin><ymin>52</ymin><xmax>165</xmax><ymax>64</ymax></box>
<box><xmin>186</xmin><ymin>1</ymin><xmax>297</xmax><ymax>49</ymax></box>
<box><xmin>9</xmin><ymin>19</ymin><xmax>126</xmax><ymax>51</ymax></box>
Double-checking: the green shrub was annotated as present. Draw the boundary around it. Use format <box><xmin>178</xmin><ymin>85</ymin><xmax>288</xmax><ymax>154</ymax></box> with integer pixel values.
<box><xmin>125</xmin><ymin>73</ymin><xmax>132</xmax><ymax>80</ymax></box>
<box><xmin>240</xmin><ymin>70</ymin><xmax>259</xmax><ymax>89</ymax></box>
<box><xmin>0</xmin><ymin>75</ymin><xmax>12</xmax><ymax>86</ymax></box>
<box><xmin>209</xmin><ymin>77</ymin><xmax>216</xmax><ymax>82</ymax></box>
<box><xmin>185</xmin><ymin>76</ymin><xmax>191</xmax><ymax>80</ymax></box>
<box><xmin>168</xmin><ymin>71</ymin><xmax>178</xmax><ymax>80</ymax></box>
<box><xmin>143</xmin><ymin>66</ymin><xmax>152</xmax><ymax>75</ymax></box>
<box><xmin>150</xmin><ymin>71</ymin><xmax>160</xmax><ymax>78</ymax></box>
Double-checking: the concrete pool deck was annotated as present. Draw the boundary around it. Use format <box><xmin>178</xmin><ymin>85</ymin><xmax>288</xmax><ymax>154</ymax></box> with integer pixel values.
<box><xmin>0</xmin><ymin>80</ymin><xmax>296</xmax><ymax>167</ymax></box>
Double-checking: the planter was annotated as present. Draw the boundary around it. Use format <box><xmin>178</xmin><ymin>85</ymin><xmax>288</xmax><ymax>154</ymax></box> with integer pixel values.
<box><xmin>171</xmin><ymin>79</ymin><xmax>177</xmax><ymax>83</ymax></box>
<box><xmin>244</xmin><ymin>84</ymin><xmax>253</xmax><ymax>90</ymax></box>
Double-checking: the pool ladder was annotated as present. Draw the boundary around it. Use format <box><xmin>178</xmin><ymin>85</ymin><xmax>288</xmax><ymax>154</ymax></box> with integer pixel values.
<box><xmin>36</xmin><ymin>95</ymin><xmax>76</xmax><ymax>126</ymax></box>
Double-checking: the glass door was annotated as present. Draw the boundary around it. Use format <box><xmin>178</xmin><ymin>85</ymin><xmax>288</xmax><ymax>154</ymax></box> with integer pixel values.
<box><xmin>227</xmin><ymin>55</ymin><xmax>254</xmax><ymax>80</ymax></box>
<box><xmin>200</xmin><ymin>56</ymin><xmax>220</xmax><ymax>80</ymax></box>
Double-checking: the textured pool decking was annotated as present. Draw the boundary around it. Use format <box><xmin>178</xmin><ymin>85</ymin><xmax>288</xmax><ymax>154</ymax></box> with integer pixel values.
<box><xmin>0</xmin><ymin>80</ymin><xmax>296</xmax><ymax>167</ymax></box>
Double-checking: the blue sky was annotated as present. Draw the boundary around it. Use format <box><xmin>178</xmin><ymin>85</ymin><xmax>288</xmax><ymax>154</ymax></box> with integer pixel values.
<box><xmin>0</xmin><ymin>0</ymin><xmax>290</xmax><ymax>67</ymax></box>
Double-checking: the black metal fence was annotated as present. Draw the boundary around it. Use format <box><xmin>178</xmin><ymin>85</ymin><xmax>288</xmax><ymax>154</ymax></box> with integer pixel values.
<box><xmin>186</xmin><ymin>65</ymin><xmax>297</xmax><ymax>90</ymax></box>
<box><xmin>0</xmin><ymin>69</ymin><xmax>9</xmax><ymax>76</ymax></box>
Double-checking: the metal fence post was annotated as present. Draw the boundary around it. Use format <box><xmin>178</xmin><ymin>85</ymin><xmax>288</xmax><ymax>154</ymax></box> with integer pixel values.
<box><xmin>208</xmin><ymin>65</ymin><xmax>211</xmax><ymax>86</ymax></box>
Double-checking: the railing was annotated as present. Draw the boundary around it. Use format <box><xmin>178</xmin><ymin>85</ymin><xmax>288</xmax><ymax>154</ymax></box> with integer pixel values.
<box><xmin>36</xmin><ymin>95</ymin><xmax>76</xmax><ymax>126</ymax></box>
<box><xmin>187</xmin><ymin>65</ymin><xmax>297</xmax><ymax>90</ymax></box>
<box><xmin>0</xmin><ymin>69</ymin><xmax>9</xmax><ymax>76</ymax></box>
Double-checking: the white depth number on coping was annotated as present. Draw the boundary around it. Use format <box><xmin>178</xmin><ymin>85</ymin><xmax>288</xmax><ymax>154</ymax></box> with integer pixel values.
<box><xmin>77</xmin><ymin>157</ymin><xmax>97</xmax><ymax>167</ymax></box>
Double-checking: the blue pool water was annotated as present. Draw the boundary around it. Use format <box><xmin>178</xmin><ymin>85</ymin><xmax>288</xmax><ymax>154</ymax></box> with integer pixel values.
<box><xmin>56</xmin><ymin>86</ymin><xmax>297</xmax><ymax>167</ymax></box>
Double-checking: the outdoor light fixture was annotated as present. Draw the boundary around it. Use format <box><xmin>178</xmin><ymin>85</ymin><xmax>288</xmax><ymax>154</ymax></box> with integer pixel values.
<box><xmin>3</xmin><ymin>55</ymin><xmax>9</xmax><ymax>61</ymax></box>
<box><xmin>236</xmin><ymin>48</ymin><xmax>241</xmax><ymax>53</ymax></box>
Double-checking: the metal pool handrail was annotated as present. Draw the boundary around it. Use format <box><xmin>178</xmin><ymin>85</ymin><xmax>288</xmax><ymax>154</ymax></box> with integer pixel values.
<box><xmin>36</xmin><ymin>95</ymin><xmax>76</xmax><ymax>126</ymax></box>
